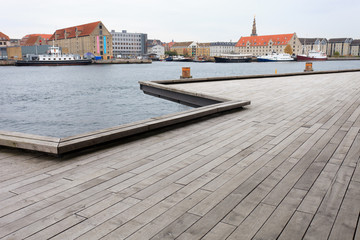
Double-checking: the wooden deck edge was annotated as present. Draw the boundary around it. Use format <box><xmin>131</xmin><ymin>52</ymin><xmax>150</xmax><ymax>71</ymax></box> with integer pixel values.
<box><xmin>0</xmin><ymin>100</ymin><xmax>250</xmax><ymax>155</ymax></box>
<box><xmin>140</xmin><ymin>82</ymin><xmax>229</xmax><ymax>107</ymax></box>
<box><xmin>0</xmin><ymin>131</ymin><xmax>60</xmax><ymax>154</ymax></box>
<box><xmin>146</xmin><ymin>68</ymin><xmax>360</xmax><ymax>84</ymax></box>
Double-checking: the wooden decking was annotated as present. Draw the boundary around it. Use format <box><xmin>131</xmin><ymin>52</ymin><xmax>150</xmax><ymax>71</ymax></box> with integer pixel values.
<box><xmin>0</xmin><ymin>71</ymin><xmax>360</xmax><ymax>239</ymax></box>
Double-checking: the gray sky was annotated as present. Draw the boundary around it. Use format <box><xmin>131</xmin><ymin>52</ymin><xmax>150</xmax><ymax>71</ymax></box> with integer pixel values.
<box><xmin>2</xmin><ymin>0</ymin><xmax>359</xmax><ymax>42</ymax></box>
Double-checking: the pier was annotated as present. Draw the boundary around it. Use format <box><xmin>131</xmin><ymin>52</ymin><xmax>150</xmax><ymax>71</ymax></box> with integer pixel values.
<box><xmin>0</xmin><ymin>70</ymin><xmax>360</xmax><ymax>239</ymax></box>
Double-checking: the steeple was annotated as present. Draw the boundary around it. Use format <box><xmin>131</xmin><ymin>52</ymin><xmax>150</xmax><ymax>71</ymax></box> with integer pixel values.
<box><xmin>251</xmin><ymin>16</ymin><xmax>257</xmax><ymax>36</ymax></box>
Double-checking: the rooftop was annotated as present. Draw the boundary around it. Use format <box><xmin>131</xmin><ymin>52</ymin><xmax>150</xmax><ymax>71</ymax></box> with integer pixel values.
<box><xmin>210</xmin><ymin>42</ymin><xmax>236</xmax><ymax>46</ymax></box>
<box><xmin>49</xmin><ymin>21</ymin><xmax>101</xmax><ymax>40</ymax></box>
<box><xmin>0</xmin><ymin>32</ymin><xmax>10</xmax><ymax>41</ymax></box>
<box><xmin>236</xmin><ymin>33</ymin><xmax>295</xmax><ymax>47</ymax></box>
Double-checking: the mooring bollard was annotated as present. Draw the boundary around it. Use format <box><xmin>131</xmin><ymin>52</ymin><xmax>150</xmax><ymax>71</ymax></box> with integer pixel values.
<box><xmin>304</xmin><ymin>62</ymin><xmax>313</xmax><ymax>72</ymax></box>
<box><xmin>181</xmin><ymin>67</ymin><xmax>192</xmax><ymax>79</ymax></box>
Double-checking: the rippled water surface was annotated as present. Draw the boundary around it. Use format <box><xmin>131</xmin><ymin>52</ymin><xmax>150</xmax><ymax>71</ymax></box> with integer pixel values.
<box><xmin>1</xmin><ymin>61</ymin><xmax>359</xmax><ymax>137</ymax></box>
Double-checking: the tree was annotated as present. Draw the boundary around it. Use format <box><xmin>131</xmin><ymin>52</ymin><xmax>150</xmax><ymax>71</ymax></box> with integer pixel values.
<box><xmin>284</xmin><ymin>44</ymin><xmax>293</xmax><ymax>55</ymax></box>
<box><xmin>165</xmin><ymin>51</ymin><xmax>177</xmax><ymax>56</ymax></box>
<box><xmin>333</xmin><ymin>51</ymin><xmax>340</xmax><ymax>57</ymax></box>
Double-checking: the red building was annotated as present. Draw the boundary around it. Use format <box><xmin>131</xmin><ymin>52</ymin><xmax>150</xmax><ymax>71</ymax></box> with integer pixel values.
<box><xmin>20</xmin><ymin>34</ymin><xmax>53</xmax><ymax>46</ymax></box>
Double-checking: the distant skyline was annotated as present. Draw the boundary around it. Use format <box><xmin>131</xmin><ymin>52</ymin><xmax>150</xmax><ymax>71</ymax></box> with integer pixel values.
<box><xmin>2</xmin><ymin>0</ymin><xmax>360</xmax><ymax>42</ymax></box>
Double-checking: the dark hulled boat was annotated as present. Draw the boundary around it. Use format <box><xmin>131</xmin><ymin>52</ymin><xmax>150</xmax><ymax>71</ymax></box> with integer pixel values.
<box><xmin>15</xmin><ymin>59</ymin><xmax>92</xmax><ymax>66</ymax></box>
<box><xmin>214</xmin><ymin>54</ymin><xmax>252</xmax><ymax>63</ymax></box>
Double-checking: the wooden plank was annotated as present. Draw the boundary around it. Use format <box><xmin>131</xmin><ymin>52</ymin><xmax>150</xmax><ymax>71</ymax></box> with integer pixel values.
<box><xmin>22</xmin><ymin>214</ymin><xmax>86</xmax><ymax>240</ymax></box>
<box><xmin>342</xmin><ymin>131</ymin><xmax>360</xmax><ymax>168</ymax></box>
<box><xmin>262</xmin><ymin>129</ymin><xmax>328</xmax><ymax>206</ymax></box>
<box><xmin>201</xmin><ymin>222</ymin><xmax>236</xmax><ymax>240</ymax></box>
<box><xmin>253</xmin><ymin>189</ymin><xmax>307</xmax><ymax>240</ymax></box>
<box><xmin>101</xmin><ymin>173</ymin><xmax>217</xmax><ymax>239</ymax></box>
<box><xmin>331</xmin><ymin>127</ymin><xmax>359</xmax><ymax>163</ymax></box>
<box><xmin>125</xmin><ymin>189</ymin><xmax>210</xmax><ymax>240</ymax></box>
<box><xmin>226</xmin><ymin>203</ymin><xmax>275</xmax><ymax>240</ymax></box>
<box><xmin>328</xmin><ymin>180</ymin><xmax>360</xmax><ymax>240</ymax></box>
<box><xmin>278</xmin><ymin>211</ymin><xmax>313</xmax><ymax>240</ymax></box>
<box><xmin>54</xmin><ymin>183</ymin><xmax>183</xmax><ymax>240</ymax></box>
<box><xmin>301</xmin><ymin>165</ymin><xmax>354</xmax><ymax>239</ymax></box>
<box><xmin>150</xmin><ymin>213</ymin><xmax>200</xmax><ymax>240</ymax></box>
<box><xmin>297</xmin><ymin>163</ymin><xmax>340</xmax><ymax>214</ymax></box>
<box><xmin>221</xmin><ymin>157</ymin><xmax>299</xmax><ymax>226</ymax></box>
<box><xmin>0</xmin><ymin>171</ymin><xmax>135</xmax><ymax>236</ymax></box>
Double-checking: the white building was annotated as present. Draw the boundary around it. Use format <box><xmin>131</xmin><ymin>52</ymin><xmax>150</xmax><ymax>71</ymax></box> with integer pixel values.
<box><xmin>148</xmin><ymin>45</ymin><xmax>165</xmax><ymax>58</ymax></box>
<box><xmin>111</xmin><ymin>30</ymin><xmax>147</xmax><ymax>58</ymax></box>
<box><xmin>210</xmin><ymin>42</ymin><xmax>236</xmax><ymax>56</ymax></box>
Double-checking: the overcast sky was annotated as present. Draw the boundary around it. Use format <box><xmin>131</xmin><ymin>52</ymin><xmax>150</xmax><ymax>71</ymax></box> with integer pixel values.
<box><xmin>2</xmin><ymin>0</ymin><xmax>360</xmax><ymax>42</ymax></box>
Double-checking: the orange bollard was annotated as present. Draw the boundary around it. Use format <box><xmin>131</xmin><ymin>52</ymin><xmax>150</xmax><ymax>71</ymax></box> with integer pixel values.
<box><xmin>181</xmin><ymin>67</ymin><xmax>192</xmax><ymax>79</ymax></box>
<box><xmin>304</xmin><ymin>62</ymin><xmax>313</xmax><ymax>72</ymax></box>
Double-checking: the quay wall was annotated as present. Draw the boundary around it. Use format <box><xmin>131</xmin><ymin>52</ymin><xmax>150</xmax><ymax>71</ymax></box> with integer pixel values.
<box><xmin>94</xmin><ymin>59</ymin><xmax>152</xmax><ymax>64</ymax></box>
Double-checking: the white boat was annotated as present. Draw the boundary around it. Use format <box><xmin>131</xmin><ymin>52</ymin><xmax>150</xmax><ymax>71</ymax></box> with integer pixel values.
<box><xmin>257</xmin><ymin>52</ymin><xmax>294</xmax><ymax>62</ymax></box>
<box><xmin>16</xmin><ymin>45</ymin><xmax>92</xmax><ymax>66</ymax></box>
<box><xmin>297</xmin><ymin>50</ymin><xmax>327</xmax><ymax>61</ymax></box>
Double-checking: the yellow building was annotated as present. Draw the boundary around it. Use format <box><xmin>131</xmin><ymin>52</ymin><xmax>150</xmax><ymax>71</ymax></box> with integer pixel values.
<box><xmin>170</xmin><ymin>42</ymin><xmax>197</xmax><ymax>56</ymax></box>
<box><xmin>196</xmin><ymin>43</ymin><xmax>210</xmax><ymax>57</ymax></box>
<box><xmin>49</xmin><ymin>21</ymin><xmax>113</xmax><ymax>59</ymax></box>
<box><xmin>6</xmin><ymin>46</ymin><xmax>22</xmax><ymax>60</ymax></box>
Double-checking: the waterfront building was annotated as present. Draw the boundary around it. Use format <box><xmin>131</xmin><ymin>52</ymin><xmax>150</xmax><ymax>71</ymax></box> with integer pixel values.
<box><xmin>111</xmin><ymin>30</ymin><xmax>147</xmax><ymax>58</ymax></box>
<box><xmin>0</xmin><ymin>47</ymin><xmax>6</xmax><ymax>59</ymax></box>
<box><xmin>21</xmin><ymin>45</ymin><xmax>54</xmax><ymax>57</ymax></box>
<box><xmin>327</xmin><ymin>38</ymin><xmax>352</xmax><ymax>56</ymax></box>
<box><xmin>20</xmin><ymin>34</ymin><xmax>52</xmax><ymax>46</ymax></box>
<box><xmin>196</xmin><ymin>43</ymin><xmax>210</xmax><ymax>57</ymax></box>
<box><xmin>10</xmin><ymin>39</ymin><xmax>21</xmax><ymax>46</ymax></box>
<box><xmin>170</xmin><ymin>42</ymin><xmax>197</xmax><ymax>56</ymax></box>
<box><xmin>350</xmin><ymin>39</ymin><xmax>360</xmax><ymax>56</ymax></box>
<box><xmin>298</xmin><ymin>38</ymin><xmax>327</xmax><ymax>55</ymax></box>
<box><xmin>147</xmin><ymin>44</ymin><xmax>165</xmax><ymax>58</ymax></box>
<box><xmin>210</xmin><ymin>42</ymin><xmax>236</xmax><ymax>56</ymax></box>
<box><xmin>6</xmin><ymin>46</ymin><xmax>22</xmax><ymax>60</ymax></box>
<box><xmin>0</xmin><ymin>32</ymin><xmax>10</xmax><ymax>47</ymax></box>
<box><xmin>164</xmin><ymin>41</ymin><xmax>176</xmax><ymax>52</ymax></box>
<box><xmin>235</xmin><ymin>33</ymin><xmax>302</xmax><ymax>56</ymax></box>
<box><xmin>49</xmin><ymin>21</ymin><xmax>113</xmax><ymax>59</ymax></box>
<box><xmin>147</xmin><ymin>39</ymin><xmax>162</xmax><ymax>48</ymax></box>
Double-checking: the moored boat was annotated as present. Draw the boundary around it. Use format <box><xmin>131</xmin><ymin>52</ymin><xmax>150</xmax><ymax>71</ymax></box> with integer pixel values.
<box><xmin>16</xmin><ymin>46</ymin><xmax>92</xmax><ymax>66</ymax></box>
<box><xmin>214</xmin><ymin>54</ymin><xmax>252</xmax><ymax>63</ymax></box>
<box><xmin>172</xmin><ymin>56</ymin><xmax>193</xmax><ymax>62</ymax></box>
<box><xmin>296</xmin><ymin>50</ymin><xmax>327</xmax><ymax>61</ymax></box>
<box><xmin>257</xmin><ymin>52</ymin><xmax>294</xmax><ymax>62</ymax></box>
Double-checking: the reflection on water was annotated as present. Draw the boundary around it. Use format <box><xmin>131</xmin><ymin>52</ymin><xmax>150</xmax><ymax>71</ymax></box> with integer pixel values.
<box><xmin>0</xmin><ymin>61</ymin><xmax>359</xmax><ymax>137</ymax></box>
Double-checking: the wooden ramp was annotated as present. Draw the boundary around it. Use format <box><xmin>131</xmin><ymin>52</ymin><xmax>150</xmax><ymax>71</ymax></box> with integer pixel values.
<box><xmin>0</xmin><ymin>71</ymin><xmax>359</xmax><ymax>239</ymax></box>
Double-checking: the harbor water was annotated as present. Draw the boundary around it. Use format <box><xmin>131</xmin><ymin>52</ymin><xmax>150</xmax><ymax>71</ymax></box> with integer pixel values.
<box><xmin>1</xmin><ymin>61</ymin><xmax>359</xmax><ymax>137</ymax></box>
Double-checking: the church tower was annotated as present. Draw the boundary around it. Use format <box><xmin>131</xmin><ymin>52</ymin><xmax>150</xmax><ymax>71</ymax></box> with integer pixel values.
<box><xmin>251</xmin><ymin>16</ymin><xmax>257</xmax><ymax>36</ymax></box>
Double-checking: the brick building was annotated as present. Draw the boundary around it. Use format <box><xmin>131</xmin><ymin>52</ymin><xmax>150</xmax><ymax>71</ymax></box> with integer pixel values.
<box><xmin>20</xmin><ymin>34</ymin><xmax>52</xmax><ymax>46</ymax></box>
<box><xmin>50</xmin><ymin>21</ymin><xmax>113</xmax><ymax>59</ymax></box>
<box><xmin>0</xmin><ymin>32</ymin><xmax>10</xmax><ymax>47</ymax></box>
